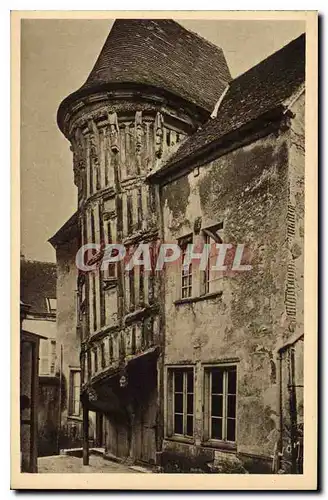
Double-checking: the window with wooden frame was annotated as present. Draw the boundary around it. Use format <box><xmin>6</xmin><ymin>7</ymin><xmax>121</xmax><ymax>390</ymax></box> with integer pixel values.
<box><xmin>204</xmin><ymin>365</ymin><xmax>237</xmax><ymax>446</ymax></box>
<box><xmin>179</xmin><ymin>235</ymin><xmax>193</xmax><ymax>299</ymax></box>
<box><xmin>167</xmin><ymin>367</ymin><xmax>194</xmax><ymax>439</ymax></box>
<box><xmin>69</xmin><ymin>370</ymin><xmax>81</xmax><ymax>417</ymax></box>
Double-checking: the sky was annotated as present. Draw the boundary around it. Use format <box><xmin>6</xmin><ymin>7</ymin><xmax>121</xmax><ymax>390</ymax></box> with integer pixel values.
<box><xmin>20</xmin><ymin>19</ymin><xmax>305</xmax><ymax>263</ymax></box>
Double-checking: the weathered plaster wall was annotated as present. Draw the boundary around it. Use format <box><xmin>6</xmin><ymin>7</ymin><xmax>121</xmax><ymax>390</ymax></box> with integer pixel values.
<box><xmin>56</xmin><ymin>236</ymin><xmax>83</xmax><ymax>447</ymax></box>
<box><xmin>161</xmin><ymin>131</ymin><xmax>291</xmax><ymax>463</ymax></box>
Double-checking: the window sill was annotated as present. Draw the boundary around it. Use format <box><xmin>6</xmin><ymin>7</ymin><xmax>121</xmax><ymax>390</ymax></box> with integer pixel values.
<box><xmin>174</xmin><ymin>291</ymin><xmax>222</xmax><ymax>307</ymax></box>
<box><xmin>165</xmin><ymin>435</ymin><xmax>195</xmax><ymax>445</ymax></box>
<box><xmin>201</xmin><ymin>440</ymin><xmax>237</xmax><ymax>452</ymax></box>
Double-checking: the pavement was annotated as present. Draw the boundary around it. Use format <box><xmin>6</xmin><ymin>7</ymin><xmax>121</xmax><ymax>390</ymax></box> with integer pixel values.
<box><xmin>38</xmin><ymin>454</ymin><xmax>142</xmax><ymax>473</ymax></box>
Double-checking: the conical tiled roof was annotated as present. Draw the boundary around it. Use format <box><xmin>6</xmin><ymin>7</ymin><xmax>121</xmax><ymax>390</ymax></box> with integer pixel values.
<box><xmin>58</xmin><ymin>19</ymin><xmax>231</xmax><ymax>129</ymax></box>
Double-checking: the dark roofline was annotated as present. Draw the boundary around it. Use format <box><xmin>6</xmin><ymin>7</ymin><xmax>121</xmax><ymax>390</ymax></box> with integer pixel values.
<box><xmin>49</xmin><ymin>212</ymin><xmax>79</xmax><ymax>248</ymax></box>
<box><xmin>148</xmin><ymin>105</ymin><xmax>287</xmax><ymax>183</ymax></box>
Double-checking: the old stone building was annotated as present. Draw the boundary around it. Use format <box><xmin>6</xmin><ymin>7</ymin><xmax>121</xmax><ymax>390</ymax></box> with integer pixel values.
<box><xmin>53</xmin><ymin>20</ymin><xmax>305</xmax><ymax>473</ymax></box>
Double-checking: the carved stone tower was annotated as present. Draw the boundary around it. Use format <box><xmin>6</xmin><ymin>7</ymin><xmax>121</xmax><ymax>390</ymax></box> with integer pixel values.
<box><xmin>57</xmin><ymin>19</ymin><xmax>231</xmax><ymax>464</ymax></box>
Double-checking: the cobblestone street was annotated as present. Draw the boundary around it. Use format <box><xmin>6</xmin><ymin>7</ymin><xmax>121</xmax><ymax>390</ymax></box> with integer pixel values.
<box><xmin>38</xmin><ymin>455</ymin><xmax>142</xmax><ymax>473</ymax></box>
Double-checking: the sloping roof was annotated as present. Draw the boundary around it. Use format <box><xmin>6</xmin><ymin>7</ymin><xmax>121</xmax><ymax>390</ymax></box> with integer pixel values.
<box><xmin>48</xmin><ymin>212</ymin><xmax>78</xmax><ymax>248</ymax></box>
<box><xmin>20</xmin><ymin>260</ymin><xmax>56</xmax><ymax>315</ymax></box>
<box><xmin>159</xmin><ymin>33</ymin><xmax>305</xmax><ymax>172</ymax></box>
<box><xmin>58</xmin><ymin>19</ymin><xmax>231</xmax><ymax>127</ymax></box>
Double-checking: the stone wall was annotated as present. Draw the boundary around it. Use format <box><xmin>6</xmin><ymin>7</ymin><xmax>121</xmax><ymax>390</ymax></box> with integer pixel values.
<box><xmin>160</xmin><ymin>129</ymin><xmax>292</xmax><ymax>471</ymax></box>
<box><xmin>55</xmin><ymin>235</ymin><xmax>84</xmax><ymax>449</ymax></box>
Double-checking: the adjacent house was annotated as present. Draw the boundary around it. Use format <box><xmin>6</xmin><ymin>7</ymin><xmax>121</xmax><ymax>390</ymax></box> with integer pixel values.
<box><xmin>53</xmin><ymin>20</ymin><xmax>305</xmax><ymax>473</ymax></box>
<box><xmin>20</xmin><ymin>257</ymin><xmax>59</xmax><ymax>456</ymax></box>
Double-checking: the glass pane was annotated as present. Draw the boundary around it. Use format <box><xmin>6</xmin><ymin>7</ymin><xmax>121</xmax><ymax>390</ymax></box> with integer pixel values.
<box><xmin>211</xmin><ymin>369</ymin><xmax>224</xmax><ymax>394</ymax></box>
<box><xmin>211</xmin><ymin>394</ymin><xmax>223</xmax><ymax>417</ymax></box>
<box><xmin>174</xmin><ymin>371</ymin><xmax>183</xmax><ymax>392</ymax></box>
<box><xmin>227</xmin><ymin>418</ymin><xmax>236</xmax><ymax>441</ymax></box>
<box><xmin>211</xmin><ymin>417</ymin><xmax>223</xmax><ymax>440</ymax></box>
<box><xmin>187</xmin><ymin>371</ymin><xmax>193</xmax><ymax>393</ymax></box>
<box><xmin>187</xmin><ymin>393</ymin><xmax>193</xmax><ymax>414</ymax></box>
<box><xmin>228</xmin><ymin>368</ymin><xmax>237</xmax><ymax>394</ymax></box>
<box><xmin>186</xmin><ymin>415</ymin><xmax>193</xmax><ymax>436</ymax></box>
<box><xmin>174</xmin><ymin>393</ymin><xmax>183</xmax><ymax>413</ymax></box>
<box><xmin>174</xmin><ymin>414</ymin><xmax>183</xmax><ymax>434</ymax></box>
<box><xmin>227</xmin><ymin>395</ymin><xmax>236</xmax><ymax>418</ymax></box>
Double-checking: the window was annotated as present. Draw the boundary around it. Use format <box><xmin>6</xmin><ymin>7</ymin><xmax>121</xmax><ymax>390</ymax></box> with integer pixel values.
<box><xmin>69</xmin><ymin>370</ymin><xmax>81</xmax><ymax>416</ymax></box>
<box><xmin>167</xmin><ymin>368</ymin><xmax>194</xmax><ymax>438</ymax></box>
<box><xmin>46</xmin><ymin>298</ymin><xmax>57</xmax><ymax>314</ymax></box>
<box><xmin>179</xmin><ymin>235</ymin><xmax>193</xmax><ymax>299</ymax></box>
<box><xmin>204</xmin><ymin>365</ymin><xmax>237</xmax><ymax>444</ymax></box>
<box><xmin>39</xmin><ymin>339</ymin><xmax>56</xmax><ymax>376</ymax></box>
